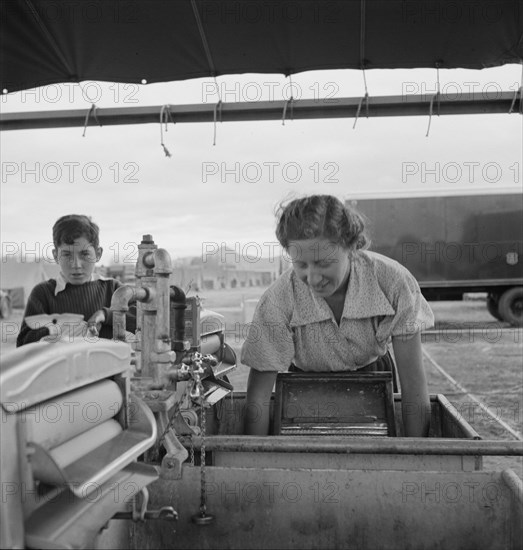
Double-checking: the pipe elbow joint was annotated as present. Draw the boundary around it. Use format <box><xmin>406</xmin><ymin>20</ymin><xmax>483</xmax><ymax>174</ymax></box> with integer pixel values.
<box><xmin>153</xmin><ymin>248</ymin><xmax>173</xmax><ymax>275</ymax></box>
<box><xmin>170</xmin><ymin>285</ymin><xmax>186</xmax><ymax>304</ymax></box>
<box><xmin>111</xmin><ymin>284</ymin><xmax>136</xmax><ymax>312</ymax></box>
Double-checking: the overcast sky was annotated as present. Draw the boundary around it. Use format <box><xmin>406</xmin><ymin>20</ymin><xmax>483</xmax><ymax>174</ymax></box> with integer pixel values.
<box><xmin>1</xmin><ymin>64</ymin><xmax>521</xmax><ymax>266</ymax></box>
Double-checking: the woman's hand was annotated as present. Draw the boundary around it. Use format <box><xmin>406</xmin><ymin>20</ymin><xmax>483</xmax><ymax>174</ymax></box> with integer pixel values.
<box><xmin>87</xmin><ymin>309</ymin><xmax>106</xmax><ymax>337</ymax></box>
<box><xmin>392</xmin><ymin>332</ymin><xmax>431</xmax><ymax>437</ymax></box>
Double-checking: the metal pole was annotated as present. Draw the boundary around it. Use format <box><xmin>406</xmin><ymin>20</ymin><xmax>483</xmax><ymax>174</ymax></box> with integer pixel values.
<box><xmin>1</xmin><ymin>93</ymin><xmax>519</xmax><ymax>131</ymax></box>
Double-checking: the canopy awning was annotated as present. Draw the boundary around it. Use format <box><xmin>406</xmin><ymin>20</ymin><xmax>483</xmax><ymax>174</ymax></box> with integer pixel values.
<box><xmin>1</xmin><ymin>0</ymin><xmax>522</xmax><ymax>94</ymax></box>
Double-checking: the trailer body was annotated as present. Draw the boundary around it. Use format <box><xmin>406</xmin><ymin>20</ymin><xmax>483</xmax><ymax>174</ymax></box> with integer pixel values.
<box><xmin>350</xmin><ymin>194</ymin><xmax>523</xmax><ymax>325</ymax></box>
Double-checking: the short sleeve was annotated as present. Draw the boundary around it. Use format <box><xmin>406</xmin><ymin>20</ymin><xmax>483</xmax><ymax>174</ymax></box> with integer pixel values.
<box><xmin>376</xmin><ymin>268</ymin><xmax>434</xmax><ymax>342</ymax></box>
<box><xmin>240</xmin><ymin>292</ymin><xmax>295</xmax><ymax>372</ymax></box>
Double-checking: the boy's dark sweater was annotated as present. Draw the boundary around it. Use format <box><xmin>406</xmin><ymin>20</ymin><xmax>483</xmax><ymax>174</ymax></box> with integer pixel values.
<box><xmin>16</xmin><ymin>279</ymin><xmax>136</xmax><ymax>346</ymax></box>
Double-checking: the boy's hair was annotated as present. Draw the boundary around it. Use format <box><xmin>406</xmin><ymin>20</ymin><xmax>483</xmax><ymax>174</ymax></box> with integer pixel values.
<box><xmin>52</xmin><ymin>214</ymin><xmax>100</xmax><ymax>249</ymax></box>
<box><xmin>275</xmin><ymin>194</ymin><xmax>369</xmax><ymax>250</ymax></box>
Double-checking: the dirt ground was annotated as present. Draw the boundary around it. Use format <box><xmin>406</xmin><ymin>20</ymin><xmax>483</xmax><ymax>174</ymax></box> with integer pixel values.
<box><xmin>1</xmin><ymin>293</ymin><xmax>521</xmax><ymax>477</ymax></box>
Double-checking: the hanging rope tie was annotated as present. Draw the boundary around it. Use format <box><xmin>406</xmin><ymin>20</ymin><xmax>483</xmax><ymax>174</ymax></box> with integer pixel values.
<box><xmin>426</xmin><ymin>64</ymin><xmax>441</xmax><ymax>137</ymax></box>
<box><xmin>211</xmin><ymin>76</ymin><xmax>223</xmax><ymax>146</ymax></box>
<box><xmin>520</xmin><ymin>64</ymin><xmax>523</xmax><ymax>115</ymax></box>
<box><xmin>353</xmin><ymin>69</ymin><xmax>370</xmax><ymax>129</ymax></box>
<box><xmin>282</xmin><ymin>74</ymin><xmax>295</xmax><ymax>125</ymax></box>
<box><xmin>213</xmin><ymin>99</ymin><xmax>222</xmax><ymax>146</ymax></box>
<box><xmin>82</xmin><ymin>103</ymin><xmax>101</xmax><ymax>137</ymax></box>
<box><xmin>282</xmin><ymin>96</ymin><xmax>294</xmax><ymax>125</ymax></box>
<box><xmin>509</xmin><ymin>63</ymin><xmax>523</xmax><ymax>114</ymax></box>
<box><xmin>191</xmin><ymin>1</ymin><xmax>224</xmax><ymax>145</ymax></box>
<box><xmin>425</xmin><ymin>93</ymin><xmax>439</xmax><ymax>137</ymax></box>
<box><xmin>508</xmin><ymin>87</ymin><xmax>521</xmax><ymax>114</ymax></box>
<box><xmin>353</xmin><ymin>0</ymin><xmax>370</xmax><ymax>129</ymax></box>
<box><xmin>159</xmin><ymin>104</ymin><xmax>175</xmax><ymax>157</ymax></box>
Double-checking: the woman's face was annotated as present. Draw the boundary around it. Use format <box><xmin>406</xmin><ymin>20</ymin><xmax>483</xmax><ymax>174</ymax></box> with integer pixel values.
<box><xmin>287</xmin><ymin>238</ymin><xmax>351</xmax><ymax>298</ymax></box>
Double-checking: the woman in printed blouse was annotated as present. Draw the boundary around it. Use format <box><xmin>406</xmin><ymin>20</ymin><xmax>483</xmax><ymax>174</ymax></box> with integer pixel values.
<box><xmin>242</xmin><ymin>194</ymin><xmax>434</xmax><ymax>437</ymax></box>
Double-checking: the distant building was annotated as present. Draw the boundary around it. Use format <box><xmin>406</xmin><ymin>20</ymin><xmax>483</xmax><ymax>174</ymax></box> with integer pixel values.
<box><xmin>101</xmin><ymin>264</ymin><xmax>136</xmax><ymax>284</ymax></box>
<box><xmin>173</xmin><ymin>264</ymin><xmax>275</xmax><ymax>291</ymax></box>
<box><xmin>172</xmin><ymin>246</ymin><xmax>281</xmax><ymax>291</ymax></box>
<box><xmin>95</xmin><ymin>246</ymin><xmax>287</xmax><ymax>291</ymax></box>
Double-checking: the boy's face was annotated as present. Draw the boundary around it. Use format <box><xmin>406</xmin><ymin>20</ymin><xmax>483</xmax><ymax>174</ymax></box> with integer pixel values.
<box><xmin>52</xmin><ymin>236</ymin><xmax>102</xmax><ymax>285</ymax></box>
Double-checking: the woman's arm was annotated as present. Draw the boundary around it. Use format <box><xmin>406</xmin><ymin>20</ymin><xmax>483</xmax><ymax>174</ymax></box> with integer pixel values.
<box><xmin>392</xmin><ymin>332</ymin><xmax>431</xmax><ymax>437</ymax></box>
<box><xmin>244</xmin><ymin>370</ymin><xmax>278</xmax><ymax>435</ymax></box>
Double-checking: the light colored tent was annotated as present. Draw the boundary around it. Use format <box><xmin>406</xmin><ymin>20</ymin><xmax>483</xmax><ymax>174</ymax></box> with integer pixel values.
<box><xmin>42</xmin><ymin>262</ymin><xmax>61</xmax><ymax>281</ymax></box>
<box><xmin>0</xmin><ymin>260</ymin><xmax>54</xmax><ymax>308</ymax></box>
<box><xmin>2</xmin><ymin>0</ymin><xmax>520</xmax><ymax>132</ymax></box>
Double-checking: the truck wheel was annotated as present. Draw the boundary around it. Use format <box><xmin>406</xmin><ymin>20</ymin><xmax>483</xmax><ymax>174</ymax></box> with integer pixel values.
<box><xmin>486</xmin><ymin>294</ymin><xmax>503</xmax><ymax>321</ymax></box>
<box><xmin>498</xmin><ymin>287</ymin><xmax>523</xmax><ymax>327</ymax></box>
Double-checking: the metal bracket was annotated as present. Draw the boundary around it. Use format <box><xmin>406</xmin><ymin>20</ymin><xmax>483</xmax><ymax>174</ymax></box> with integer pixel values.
<box><xmin>112</xmin><ymin>488</ymin><xmax>178</xmax><ymax>522</ymax></box>
<box><xmin>157</xmin><ymin>410</ymin><xmax>188</xmax><ymax>479</ymax></box>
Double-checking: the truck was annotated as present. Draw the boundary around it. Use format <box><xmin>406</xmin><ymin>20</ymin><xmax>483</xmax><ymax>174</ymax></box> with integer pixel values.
<box><xmin>349</xmin><ymin>193</ymin><xmax>523</xmax><ymax>326</ymax></box>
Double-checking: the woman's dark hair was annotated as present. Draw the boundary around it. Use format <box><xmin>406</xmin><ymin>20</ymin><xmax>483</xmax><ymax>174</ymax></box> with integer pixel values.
<box><xmin>275</xmin><ymin>195</ymin><xmax>369</xmax><ymax>250</ymax></box>
<box><xmin>52</xmin><ymin>214</ymin><xmax>100</xmax><ymax>249</ymax></box>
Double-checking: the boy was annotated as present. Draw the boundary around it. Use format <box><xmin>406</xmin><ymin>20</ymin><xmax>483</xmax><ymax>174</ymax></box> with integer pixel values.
<box><xmin>16</xmin><ymin>214</ymin><xmax>136</xmax><ymax>346</ymax></box>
